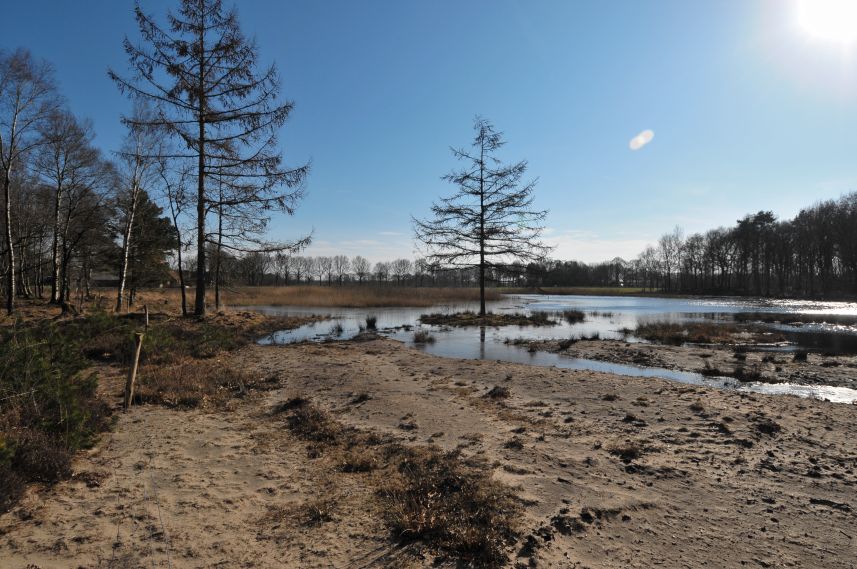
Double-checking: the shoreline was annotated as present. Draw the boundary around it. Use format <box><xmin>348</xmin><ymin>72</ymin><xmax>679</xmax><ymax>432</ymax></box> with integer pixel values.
<box><xmin>511</xmin><ymin>337</ymin><xmax>857</xmax><ymax>392</ymax></box>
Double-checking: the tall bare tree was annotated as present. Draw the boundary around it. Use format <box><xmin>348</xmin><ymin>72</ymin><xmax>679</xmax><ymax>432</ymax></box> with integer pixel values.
<box><xmin>332</xmin><ymin>254</ymin><xmax>350</xmax><ymax>285</ymax></box>
<box><xmin>110</xmin><ymin>0</ymin><xmax>308</xmax><ymax>316</ymax></box>
<box><xmin>114</xmin><ymin>109</ymin><xmax>158</xmax><ymax>312</ymax></box>
<box><xmin>352</xmin><ymin>255</ymin><xmax>370</xmax><ymax>284</ymax></box>
<box><xmin>34</xmin><ymin>110</ymin><xmax>98</xmax><ymax>304</ymax></box>
<box><xmin>413</xmin><ymin>118</ymin><xmax>551</xmax><ymax>315</ymax></box>
<box><xmin>0</xmin><ymin>49</ymin><xmax>58</xmax><ymax>314</ymax></box>
<box><xmin>390</xmin><ymin>258</ymin><xmax>412</xmax><ymax>285</ymax></box>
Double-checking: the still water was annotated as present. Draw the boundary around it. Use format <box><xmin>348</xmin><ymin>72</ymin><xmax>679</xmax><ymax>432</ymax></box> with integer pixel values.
<box><xmin>252</xmin><ymin>294</ymin><xmax>857</xmax><ymax>403</ymax></box>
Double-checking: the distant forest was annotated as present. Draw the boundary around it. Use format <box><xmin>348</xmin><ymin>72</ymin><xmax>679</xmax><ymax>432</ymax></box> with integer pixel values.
<box><xmin>542</xmin><ymin>192</ymin><xmax>857</xmax><ymax>298</ymax></box>
<box><xmin>192</xmin><ymin>191</ymin><xmax>857</xmax><ymax>300</ymax></box>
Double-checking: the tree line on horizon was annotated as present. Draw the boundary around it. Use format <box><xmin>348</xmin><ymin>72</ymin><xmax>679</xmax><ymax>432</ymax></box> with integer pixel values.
<box><xmin>528</xmin><ymin>192</ymin><xmax>857</xmax><ymax>298</ymax></box>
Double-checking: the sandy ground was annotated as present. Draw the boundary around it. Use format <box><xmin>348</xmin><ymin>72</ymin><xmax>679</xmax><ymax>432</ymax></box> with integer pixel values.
<box><xmin>1</xmin><ymin>338</ymin><xmax>856</xmax><ymax>568</ymax></box>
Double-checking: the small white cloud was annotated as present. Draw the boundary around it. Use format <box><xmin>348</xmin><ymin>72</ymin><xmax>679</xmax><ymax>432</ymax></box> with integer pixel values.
<box><xmin>629</xmin><ymin>129</ymin><xmax>654</xmax><ymax>151</ymax></box>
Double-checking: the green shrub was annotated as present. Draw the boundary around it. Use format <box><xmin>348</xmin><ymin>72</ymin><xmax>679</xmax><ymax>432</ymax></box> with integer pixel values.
<box><xmin>0</xmin><ymin>322</ymin><xmax>112</xmax><ymax>512</ymax></box>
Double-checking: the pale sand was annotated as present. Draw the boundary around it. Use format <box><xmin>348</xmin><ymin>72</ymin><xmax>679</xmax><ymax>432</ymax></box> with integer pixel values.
<box><xmin>1</xmin><ymin>338</ymin><xmax>855</xmax><ymax>568</ymax></box>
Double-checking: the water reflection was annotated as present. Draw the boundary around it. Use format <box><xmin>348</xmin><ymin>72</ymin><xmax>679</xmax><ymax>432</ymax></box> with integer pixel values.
<box><xmin>251</xmin><ymin>294</ymin><xmax>857</xmax><ymax>404</ymax></box>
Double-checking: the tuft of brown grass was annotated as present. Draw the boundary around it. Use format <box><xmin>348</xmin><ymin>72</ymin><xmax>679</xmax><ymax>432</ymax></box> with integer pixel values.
<box><xmin>606</xmin><ymin>440</ymin><xmax>644</xmax><ymax>463</ymax></box>
<box><xmin>379</xmin><ymin>447</ymin><xmax>521</xmax><ymax>566</ymax></box>
<box><xmin>279</xmin><ymin>397</ymin><xmax>343</xmax><ymax>443</ymax></box>
<box><xmin>635</xmin><ymin>321</ymin><xmax>739</xmax><ymax>345</ymax></box>
<box><xmin>264</xmin><ymin>498</ymin><xmax>336</xmax><ymax>528</ymax></box>
<box><xmin>273</xmin><ymin>397</ymin><xmax>520</xmax><ymax>566</ymax></box>
<box><xmin>484</xmin><ymin>385</ymin><xmax>511</xmax><ymax>400</ymax></box>
<box><xmin>135</xmin><ymin>360</ymin><xmax>252</xmax><ymax>409</ymax></box>
<box><xmin>562</xmin><ymin>309</ymin><xmax>586</xmax><ymax>324</ymax></box>
<box><xmin>412</xmin><ymin>330</ymin><xmax>435</xmax><ymax>344</ymax></box>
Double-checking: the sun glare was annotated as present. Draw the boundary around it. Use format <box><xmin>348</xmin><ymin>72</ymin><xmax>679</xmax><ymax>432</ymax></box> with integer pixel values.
<box><xmin>797</xmin><ymin>0</ymin><xmax>857</xmax><ymax>44</ymax></box>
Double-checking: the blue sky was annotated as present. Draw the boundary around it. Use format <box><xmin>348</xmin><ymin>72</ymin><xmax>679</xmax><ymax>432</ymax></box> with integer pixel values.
<box><xmin>4</xmin><ymin>0</ymin><xmax>857</xmax><ymax>263</ymax></box>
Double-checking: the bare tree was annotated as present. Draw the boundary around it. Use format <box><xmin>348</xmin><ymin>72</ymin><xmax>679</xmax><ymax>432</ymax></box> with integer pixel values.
<box><xmin>294</xmin><ymin>255</ymin><xmax>311</xmax><ymax>284</ymax></box>
<box><xmin>34</xmin><ymin>109</ymin><xmax>98</xmax><ymax>304</ymax></box>
<box><xmin>374</xmin><ymin>261</ymin><xmax>390</xmax><ymax>284</ymax></box>
<box><xmin>413</xmin><ymin>118</ymin><xmax>551</xmax><ymax>314</ymax></box>
<box><xmin>352</xmin><ymin>255</ymin><xmax>370</xmax><ymax>284</ymax></box>
<box><xmin>332</xmin><ymin>254</ymin><xmax>350</xmax><ymax>285</ymax></box>
<box><xmin>390</xmin><ymin>258</ymin><xmax>412</xmax><ymax>285</ymax></box>
<box><xmin>304</xmin><ymin>256</ymin><xmax>318</xmax><ymax>284</ymax></box>
<box><xmin>111</xmin><ymin>0</ymin><xmax>309</xmax><ymax>316</ymax></box>
<box><xmin>0</xmin><ymin>49</ymin><xmax>58</xmax><ymax>314</ymax></box>
<box><xmin>273</xmin><ymin>252</ymin><xmax>292</xmax><ymax>285</ymax></box>
<box><xmin>316</xmin><ymin>256</ymin><xmax>333</xmax><ymax>285</ymax></box>
<box><xmin>114</xmin><ymin>108</ymin><xmax>158</xmax><ymax>312</ymax></box>
<box><xmin>658</xmin><ymin>226</ymin><xmax>683</xmax><ymax>292</ymax></box>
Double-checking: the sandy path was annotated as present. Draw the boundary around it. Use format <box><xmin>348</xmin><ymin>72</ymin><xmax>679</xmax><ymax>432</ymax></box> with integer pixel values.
<box><xmin>2</xmin><ymin>338</ymin><xmax>856</xmax><ymax>568</ymax></box>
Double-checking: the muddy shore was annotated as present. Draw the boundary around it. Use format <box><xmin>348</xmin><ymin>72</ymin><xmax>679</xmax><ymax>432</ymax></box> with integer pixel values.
<box><xmin>513</xmin><ymin>338</ymin><xmax>857</xmax><ymax>390</ymax></box>
<box><xmin>1</xmin><ymin>337</ymin><xmax>855</xmax><ymax>568</ymax></box>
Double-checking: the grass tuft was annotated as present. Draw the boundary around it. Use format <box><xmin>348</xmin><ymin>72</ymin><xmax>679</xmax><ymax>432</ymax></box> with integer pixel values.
<box><xmin>562</xmin><ymin>310</ymin><xmax>585</xmax><ymax>324</ymax></box>
<box><xmin>380</xmin><ymin>447</ymin><xmax>520</xmax><ymax>566</ymax></box>
<box><xmin>413</xmin><ymin>330</ymin><xmax>435</xmax><ymax>344</ymax></box>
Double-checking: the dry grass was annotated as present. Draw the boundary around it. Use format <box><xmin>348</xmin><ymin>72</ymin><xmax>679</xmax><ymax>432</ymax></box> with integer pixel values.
<box><xmin>420</xmin><ymin>311</ymin><xmax>556</xmax><ymax>327</ymax></box>
<box><xmin>734</xmin><ymin>312</ymin><xmax>857</xmax><ymax>326</ymax></box>
<box><xmin>562</xmin><ymin>309</ymin><xmax>586</xmax><ymax>323</ymax></box>
<box><xmin>273</xmin><ymin>397</ymin><xmax>521</xmax><ymax>566</ymax></box>
<box><xmin>210</xmin><ymin>285</ymin><xmax>503</xmax><ymax>308</ymax></box>
<box><xmin>135</xmin><ymin>360</ymin><xmax>253</xmax><ymax>409</ymax></box>
<box><xmin>634</xmin><ymin>321</ymin><xmax>742</xmax><ymax>345</ymax></box>
<box><xmin>379</xmin><ymin>447</ymin><xmax>521</xmax><ymax>566</ymax></box>
<box><xmin>412</xmin><ymin>330</ymin><xmax>435</xmax><ymax>344</ymax></box>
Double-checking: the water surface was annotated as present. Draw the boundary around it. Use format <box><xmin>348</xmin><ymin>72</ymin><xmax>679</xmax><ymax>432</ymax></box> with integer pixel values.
<box><xmin>252</xmin><ymin>294</ymin><xmax>857</xmax><ymax>404</ymax></box>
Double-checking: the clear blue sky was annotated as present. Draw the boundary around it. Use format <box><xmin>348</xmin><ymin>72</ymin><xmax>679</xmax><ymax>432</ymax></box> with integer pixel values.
<box><xmin>5</xmin><ymin>0</ymin><xmax>857</xmax><ymax>263</ymax></box>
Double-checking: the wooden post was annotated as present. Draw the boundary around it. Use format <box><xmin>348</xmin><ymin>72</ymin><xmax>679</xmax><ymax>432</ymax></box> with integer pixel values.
<box><xmin>144</xmin><ymin>305</ymin><xmax>149</xmax><ymax>330</ymax></box>
<box><xmin>124</xmin><ymin>332</ymin><xmax>145</xmax><ymax>411</ymax></box>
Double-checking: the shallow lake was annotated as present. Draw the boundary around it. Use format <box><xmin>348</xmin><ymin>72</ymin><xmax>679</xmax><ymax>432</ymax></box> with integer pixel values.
<box><xmin>251</xmin><ymin>294</ymin><xmax>857</xmax><ymax>404</ymax></box>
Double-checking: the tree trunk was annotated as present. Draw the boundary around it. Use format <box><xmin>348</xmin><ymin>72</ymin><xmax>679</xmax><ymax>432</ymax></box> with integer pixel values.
<box><xmin>50</xmin><ymin>185</ymin><xmax>61</xmax><ymax>303</ymax></box>
<box><xmin>115</xmin><ymin>185</ymin><xmax>138</xmax><ymax>312</ymax></box>
<box><xmin>194</xmin><ymin>24</ymin><xmax>207</xmax><ymax>317</ymax></box>
<box><xmin>215</xmin><ymin>200</ymin><xmax>223</xmax><ymax>311</ymax></box>
<box><xmin>3</xmin><ymin>170</ymin><xmax>15</xmax><ymax>315</ymax></box>
<box><xmin>478</xmin><ymin>143</ymin><xmax>486</xmax><ymax>316</ymax></box>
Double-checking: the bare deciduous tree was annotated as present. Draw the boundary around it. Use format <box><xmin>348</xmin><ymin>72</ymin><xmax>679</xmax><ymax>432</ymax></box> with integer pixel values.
<box><xmin>352</xmin><ymin>255</ymin><xmax>370</xmax><ymax>284</ymax></box>
<box><xmin>0</xmin><ymin>48</ymin><xmax>58</xmax><ymax>314</ymax></box>
<box><xmin>114</xmin><ymin>107</ymin><xmax>158</xmax><ymax>312</ymax></box>
<box><xmin>34</xmin><ymin>109</ymin><xmax>98</xmax><ymax>304</ymax></box>
<box><xmin>413</xmin><ymin>117</ymin><xmax>551</xmax><ymax>314</ymax></box>
<box><xmin>390</xmin><ymin>258</ymin><xmax>412</xmax><ymax>285</ymax></box>
<box><xmin>374</xmin><ymin>261</ymin><xmax>390</xmax><ymax>284</ymax></box>
<box><xmin>332</xmin><ymin>254</ymin><xmax>350</xmax><ymax>285</ymax></box>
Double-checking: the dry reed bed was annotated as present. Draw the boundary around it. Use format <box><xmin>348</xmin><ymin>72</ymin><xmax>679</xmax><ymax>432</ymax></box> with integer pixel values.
<box><xmin>223</xmin><ymin>285</ymin><xmax>503</xmax><ymax>307</ymax></box>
